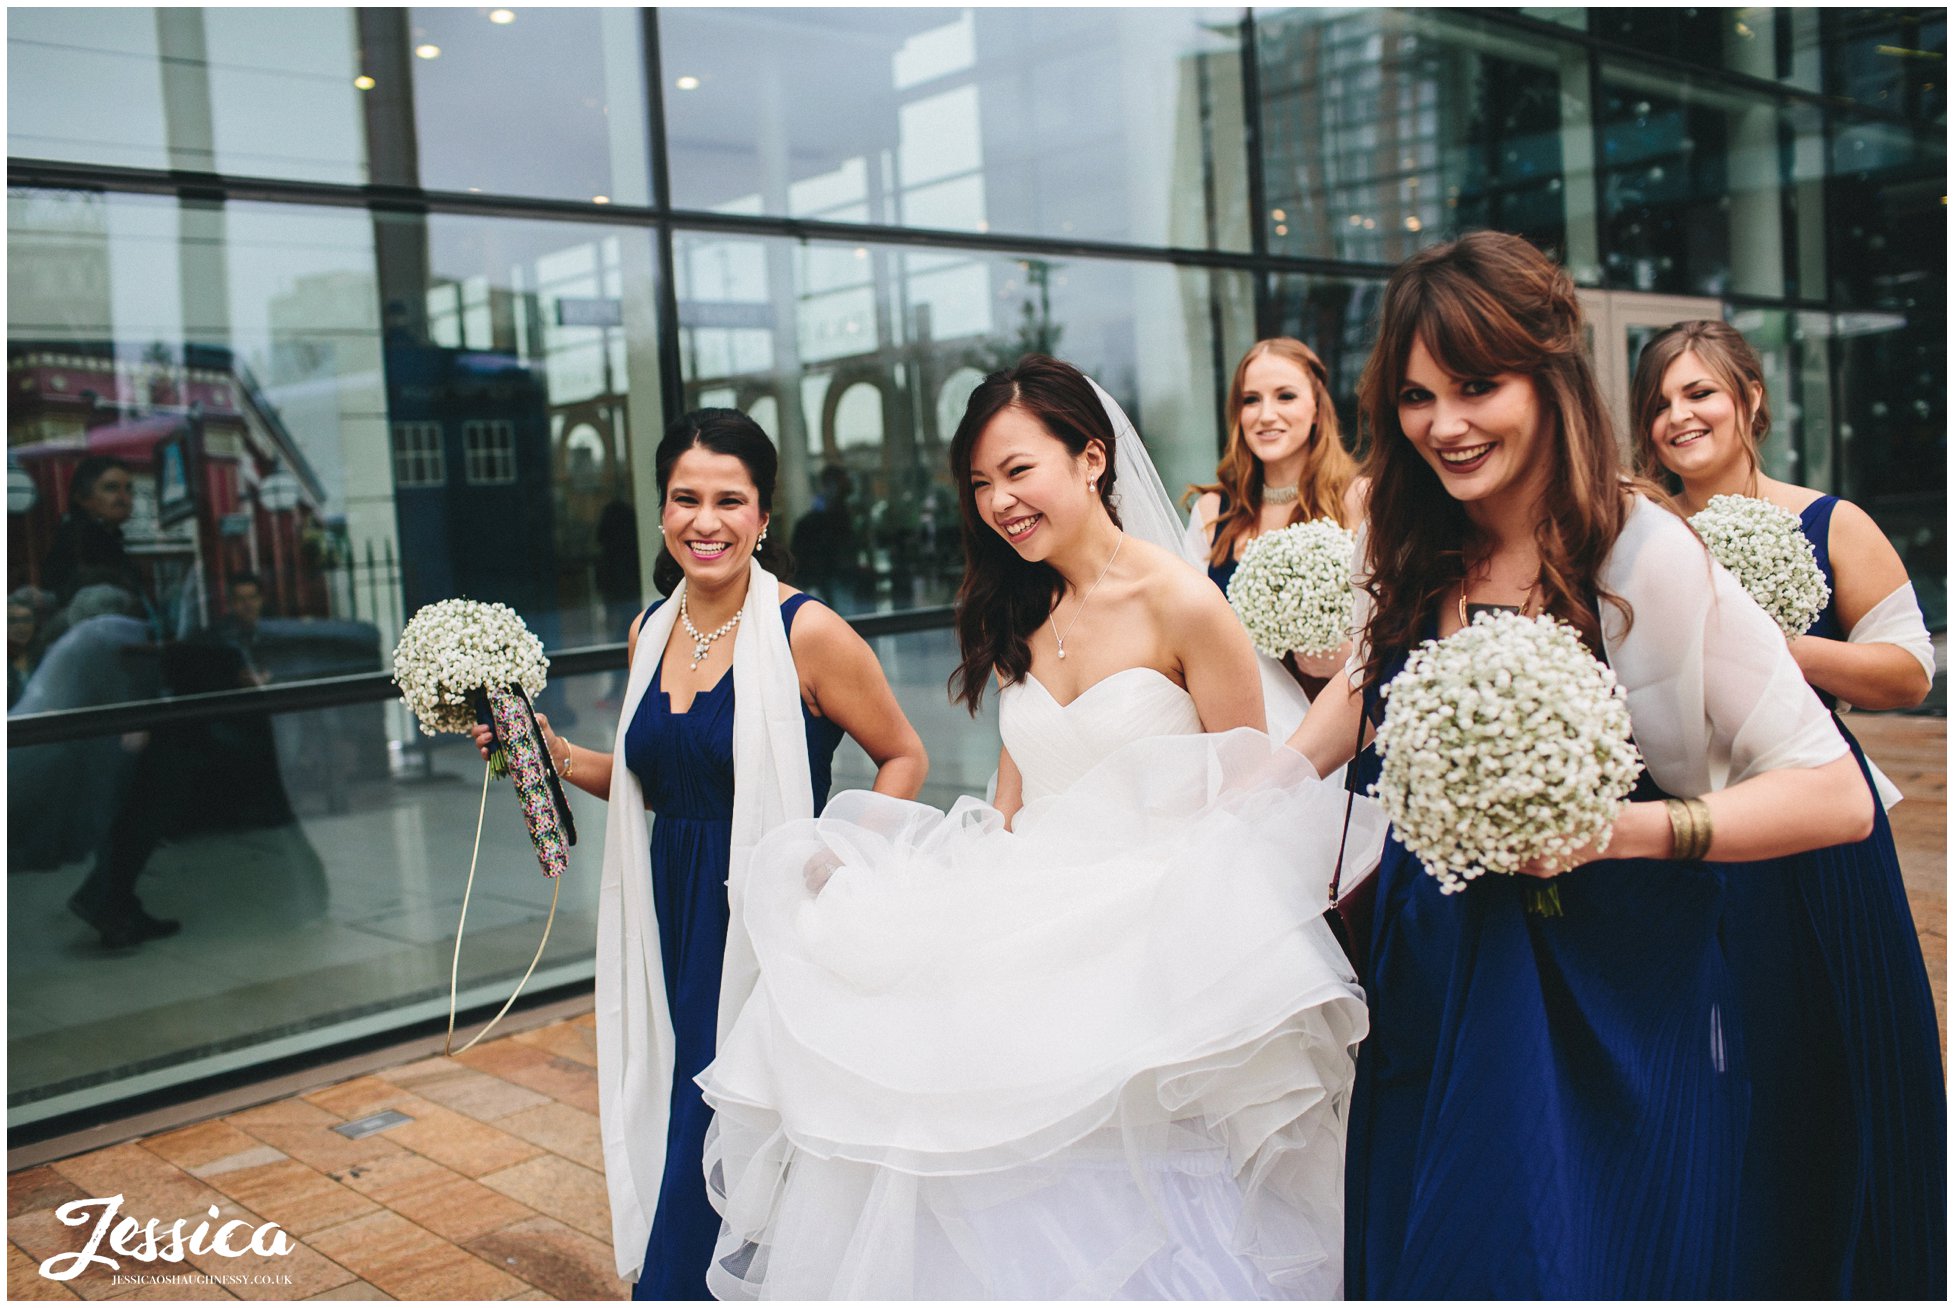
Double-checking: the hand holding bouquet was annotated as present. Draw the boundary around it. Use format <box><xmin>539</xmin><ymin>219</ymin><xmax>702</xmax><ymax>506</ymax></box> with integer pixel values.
<box><xmin>392</xmin><ymin>598</ymin><xmax>549</xmax><ymax>775</ymax></box>
<box><xmin>1374</xmin><ymin>611</ymin><xmax>1643</xmax><ymax>913</ymax></box>
<box><xmin>1688</xmin><ymin>494</ymin><xmax>1830</xmax><ymax>637</ymax></box>
<box><xmin>1226</xmin><ymin>520</ymin><xmax>1357</xmax><ymax>660</ymax></box>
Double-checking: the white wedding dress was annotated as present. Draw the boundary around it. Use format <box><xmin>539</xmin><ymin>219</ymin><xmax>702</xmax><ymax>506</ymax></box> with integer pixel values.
<box><xmin>696</xmin><ymin>665</ymin><xmax>1385</xmax><ymax>1300</ymax></box>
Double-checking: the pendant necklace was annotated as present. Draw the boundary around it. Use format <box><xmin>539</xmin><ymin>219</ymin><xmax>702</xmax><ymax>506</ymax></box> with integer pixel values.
<box><xmin>1458</xmin><ymin>566</ymin><xmax>1541</xmax><ymax>629</ymax></box>
<box><xmin>680</xmin><ymin>592</ymin><xmax>742</xmax><ymax>669</ymax></box>
<box><xmin>1051</xmin><ymin>535</ymin><xmax>1124</xmax><ymax>661</ymax></box>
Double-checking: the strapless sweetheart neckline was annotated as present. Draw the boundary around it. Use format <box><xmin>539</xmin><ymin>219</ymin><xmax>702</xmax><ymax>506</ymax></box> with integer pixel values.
<box><xmin>1021</xmin><ymin>665</ymin><xmax>1184</xmax><ymax>711</ymax></box>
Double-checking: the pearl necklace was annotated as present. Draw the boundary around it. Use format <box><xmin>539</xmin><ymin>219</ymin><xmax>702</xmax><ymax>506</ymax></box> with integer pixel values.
<box><xmin>1051</xmin><ymin>535</ymin><xmax>1124</xmax><ymax>661</ymax></box>
<box><xmin>680</xmin><ymin>593</ymin><xmax>742</xmax><ymax>669</ymax></box>
<box><xmin>1260</xmin><ymin>483</ymin><xmax>1300</xmax><ymax>505</ymax></box>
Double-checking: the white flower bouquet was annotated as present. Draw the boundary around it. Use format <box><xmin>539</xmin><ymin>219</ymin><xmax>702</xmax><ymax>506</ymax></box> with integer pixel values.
<box><xmin>1687</xmin><ymin>494</ymin><xmax>1830</xmax><ymax>636</ymax></box>
<box><xmin>392</xmin><ymin>599</ymin><xmax>549</xmax><ymax>772</ymax></box>
<box><xmin>1225</xmin><ymin>520</ymin><xmax>1357</xmax><ymax>659</ymax></box>
<box><xmin>1373</xmin><ymin>610</ymin><xmax>1643</xmax><ymax>913</ymax></box>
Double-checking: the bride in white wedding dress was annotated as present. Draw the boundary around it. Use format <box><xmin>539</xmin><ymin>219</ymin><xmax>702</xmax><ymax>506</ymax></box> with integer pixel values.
<box><xmin>696</xmin><ymin>356</ymin><xmax>1384</xmax><ymax>1300</ymax></box>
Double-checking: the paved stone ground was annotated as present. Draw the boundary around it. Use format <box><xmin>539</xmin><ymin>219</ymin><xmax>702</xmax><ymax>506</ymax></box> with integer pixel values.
<box><xmin>9</xmin><ymin>716</ymin><xmax>1943</xmax><ymax>1301</ymax></box>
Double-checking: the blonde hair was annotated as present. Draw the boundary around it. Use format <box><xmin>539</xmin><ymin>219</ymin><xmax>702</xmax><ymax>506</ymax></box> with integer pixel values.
<box><xmin>1186</xmin><ymin>338</ymin><xmax>1356</xmax><ymax>568</ymax></box>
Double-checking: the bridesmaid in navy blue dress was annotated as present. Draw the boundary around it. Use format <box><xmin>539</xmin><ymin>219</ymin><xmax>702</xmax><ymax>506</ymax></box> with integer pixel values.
<box><xmin>475</xmin><ymin>410</ymin><xmax>926</xmax><ymax>1298</ymax></box>
<box><xmin>1633</xmin><ymin>320</ymin><xmax>1944</xmax><ymax>1298</ymax></box>
<box><xmin>620</xmin><ymin>590</ymin><xmax>844</xmax><ymax>1299</ymax></box>
<box><xmin>1287</xmin><ymin>234</ymin><xmax>1878</xmax><ymax>1298</ymax></box>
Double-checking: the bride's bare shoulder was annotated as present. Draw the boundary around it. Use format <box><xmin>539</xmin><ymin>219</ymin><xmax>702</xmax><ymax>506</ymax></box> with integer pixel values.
<box><xmin>1125</xmin><ymin>537</ymin><xmax>1233</xmax><ymax>625</ymax></box>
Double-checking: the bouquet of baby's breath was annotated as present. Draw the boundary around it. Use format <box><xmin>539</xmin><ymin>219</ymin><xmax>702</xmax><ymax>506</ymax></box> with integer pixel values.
<box><xmin>1688</xmin><ymin>494</ymin><xmax>1830</xmax><ymax>637</ymax></box>
<box><xmin>393</xmin><ymin>599</ymin><xmax>548</xmax><ymax>774</ymax></box>
<box><xmin>1374</xmin><ymin>611</ymin><xmax>1642</xmax><ymax>914</ymax></box>
<box><xmin>1225</xmin><ymin>520</ymin><xmax>1357</xmax><ymax>659</ymax></box>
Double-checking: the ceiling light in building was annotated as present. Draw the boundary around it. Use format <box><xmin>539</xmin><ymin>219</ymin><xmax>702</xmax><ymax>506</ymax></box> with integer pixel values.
<box><xmin>675</xmin><ymin>75</ymin><xmax>701</xmax><ymax>91</ymax></box>
<box><xmin>1362</xmin><ymin>217</ymin><xmax>1377</xmax><ymax>230</ymax></box>
<box><xmin>854</xmin><ymin>248</ymin><xmax>868</xmax><ymax>259</ymax></box>
<box><xmin>976</xmin><ymin>220</ymin><xmax>990</xmax><ymax>233</ymax></box>
<box><xmin>1275</xmin><ymin>223</ymin><xmax>1289</xmax><ymax>237</ymax></box>
<box><xmin>1271</xmin><ymin>208</ymin><xmax>1286</xmax><ymax>222</ymax></box>
<box><xmin>1404</xmin><ymin>216</ymin><xmax>1422</xmax><ymax>232</ymax></box>
<box><xmin>592</xmin><ymin>195</ymin><xmax>611</xmax><ymax>205</ymax></box>
<box><xmin>353</xmin><ymin>74</ymin><xmax>376</xmax><ymax>90</ymax></box>
<box><xmin>490</xmin><ymin>9</ymin><xmax>516</xmax><ymax>23</ymax></box>
<box><xmin>1347</xmin><ymin>214</ymin><xmax>1362</xmax><ymax>227</ymax></box>
<box><xmin>415</xmin><ymin>43</ymin><xmax>441</xmax><ymax>59</ymax></box>
<box><xmin>1733</xmin><ymin>20</ymin><xmax>1754</xmax><ymax>39</ymax></box>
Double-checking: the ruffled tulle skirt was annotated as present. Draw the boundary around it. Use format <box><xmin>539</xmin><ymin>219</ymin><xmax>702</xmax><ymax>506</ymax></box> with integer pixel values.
<box><xmin>697</xmin><ymin>728</ymin><xmax>1385</xmax><ymax>1299</ymax></box>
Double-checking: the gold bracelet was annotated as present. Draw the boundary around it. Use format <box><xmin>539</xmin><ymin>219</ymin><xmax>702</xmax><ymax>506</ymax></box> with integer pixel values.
<box><xmin>1684</xmin><ymin>797</ymin><xmax>1711</xmax><ymax>860</ymax></box>
<box><xmin>1663</xmin><ymin>798</ymin><xmax>1693</xmax><ymax>860</ymax></box>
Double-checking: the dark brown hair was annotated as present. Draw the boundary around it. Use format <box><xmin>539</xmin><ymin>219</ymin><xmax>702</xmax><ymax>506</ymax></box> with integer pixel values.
<box><xmin>1355</xmin><ymin>231</ymin><xmax>1649</xmax><ymax>688</ymax></box>
<box><xmin>1186</xmin><ymin>337</ymin><xmax>1357</xmax><ymax>566</ymax></box>
<box><xmin>1628</xmin><ymin>318</ymin><xmax>1771</xmax><ymax>494</ymax></box>
<box><xmin>947</xmin><ymin>355</ymin><xmax>1119</xmax><ymax>712</ymax></box>
<box><xmin>651</xmin><ymin>408</ymin><xmax>785</xmax><ymax>595</ymax></box>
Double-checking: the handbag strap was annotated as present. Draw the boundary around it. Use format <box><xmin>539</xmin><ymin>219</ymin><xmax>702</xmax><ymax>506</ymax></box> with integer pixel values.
<box><xmin>1328</xmin><ymin>697</ymin><xmax>1367</xmax><ymax>907</ymax></box>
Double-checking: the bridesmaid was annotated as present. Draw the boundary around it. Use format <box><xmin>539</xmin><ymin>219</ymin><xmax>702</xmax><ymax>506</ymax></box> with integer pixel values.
<box><xmin>1631</xmin><ymin>320</ymin><xmax>1945</xmax><ymax>1299</ymax></box>
<box><xmin>1185</xmin><ymin>338</ymin><xmax>1367</xmax><ymax>704</ymax></box>
<box><xmin>1288</xmin><ymin>232</ymin><xmax>1876</xmax><ymax>1297</ymax></box>
<box><xmin>474</xmin><ymin>409</ymin><xmax>926</xmax><ymax>1298</ymax></box>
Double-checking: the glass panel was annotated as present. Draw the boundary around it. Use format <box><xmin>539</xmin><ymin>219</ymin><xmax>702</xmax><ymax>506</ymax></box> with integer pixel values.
<box><xmin>1827</xmin><ymin>115</ymin><xmax>1946</xmax><ymax>308</ymax></box>
<box><xmin>1266</xmin><ymin>272</ymin><xmax>1389</xmax><ymax>454</ymax></box>
<box><xmin>1823</xmin><ymin>8</ymin><xmax>1946</xmax><ymax>122</ymax></box>
<box><xmin>659</xmin><ymin>7</ymin><xmax>1251</xmax><ymax>250</ymax></box>
<box><xmin>1593</xmin><ymin>8</ymin><xmax>1822</xmax><ymax>92</ymax></box>
<box><xmin>7</xmin><ymin>191</ymin><xmax>668</xmax><ymax>726</ymax></box>
<box><xmin>402</xmin><ymin>7</ymin><xmax>652</xmax><ymax>205</ymax></box>
<box><xmin>1597</xmin><ymin>62</ymin><xmax>1809</xmax><ymax>297</ymax></box>
<box><xmin>1724</xmin><ymin>307</ymin><xmax>1835</xmax><ymax>487</ymax></box>
<box><xmin>1254</xmin><ymin>8</ymin><xmax>1599</xmax><ymax>282</ymax></box>
<box><xmin>8</xmin><ymin>7</ymin><xmax>368</xmax><ymax>184</ymax></box>
<box><xmin>672</xmin><ymin>229</ymin><xmax>1256</xmax><ymax>613</ymax></box>
<box><xmin>9</xmin><ymin>674</ymin><xmax>604</xmax><ymax>1122</ymax></box>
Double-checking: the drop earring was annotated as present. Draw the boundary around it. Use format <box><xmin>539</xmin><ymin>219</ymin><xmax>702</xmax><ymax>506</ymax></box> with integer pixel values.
<box><xmin>756</xmin><ymin>525</ymin><xmax>768</xmax><ymax>552</ymax></box>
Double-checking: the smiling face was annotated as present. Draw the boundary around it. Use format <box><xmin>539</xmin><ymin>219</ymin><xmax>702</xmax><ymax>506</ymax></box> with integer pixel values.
<box><xmin>1396</xmin><ymin>335</ymin><xmax>1552</xmax><ymax>525</ymax></box>
<box><xmin>1237</xmin><ymin>351</ymin><xmax>1320</xmax><ymax>475</ymax></box>
<box><xmin>965</xmin><ymin>405</ymin><xmax>1105</xmax><ymax>565</ymax></box>
<box><xmin>1647</xmin><ymin>348</ymin><xmax>1757</xmax><ymax>484</ymax></box>
<box><xmin>661</xmin><ymin>446</ymin><xmax>768</xmax><ymax>584</ymax></box>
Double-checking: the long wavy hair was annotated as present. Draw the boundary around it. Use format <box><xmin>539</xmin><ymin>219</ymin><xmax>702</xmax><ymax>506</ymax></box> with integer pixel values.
<box><xmin>1356</xmin><ymin>231</ymin><xmax>1649</xmax><ymax>689</ymax></box>
<box><xmin>948</xmin><ymin>355</ymin><xmax>1120</xmax><ymax>713</ymax></box>
<box><xmin>1628</xmin><ymin>318</ymin><xmax>1771</xmax><ymax>495</ymax></box>
<box><xmin>650</xmin><ymin>408</ymin><xmax>788</xmax><ymax>595</ymax></box>
<box><xmin>1186</xmin><ymin>338</ymin><xmax>1356</xmax><ymax>566</ymax></box>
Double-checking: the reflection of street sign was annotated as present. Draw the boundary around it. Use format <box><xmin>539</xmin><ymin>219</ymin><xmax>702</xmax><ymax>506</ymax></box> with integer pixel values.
<box><xmin>8</xmin><ymin>464</ymin><xmax>36</xmax><ymax>515</ymax></box>
<box><xmin>677</xmin><ymin>300</ymin><xmax>774</xmax><ymax>330</ymax></box>
<box><xmin>154</xmin><ymin>428</ymin><xmax>199</xmax><ymax>527</ymax></box>
<box><xmin>556</xmin><ymin>297</ymin><xmax>624</xmax><ymax>328</ymax></box>
<box><xmin>221</xmin><ymin>512</ymin><xmax>254</xmax><ymax>537</ymax></box>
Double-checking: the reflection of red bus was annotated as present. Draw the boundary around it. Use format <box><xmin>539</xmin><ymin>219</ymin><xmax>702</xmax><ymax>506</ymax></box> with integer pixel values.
<box><xmin>8</xmin><ymin>344</ymin><xmax>328</xmax><ymax>625</ymax></box>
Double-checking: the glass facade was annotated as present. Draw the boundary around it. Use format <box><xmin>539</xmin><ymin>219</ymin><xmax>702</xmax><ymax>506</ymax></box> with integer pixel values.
<box><xmin>7</xmin><ymin>6</ymin><xmax>1944</xmax><ymax>1132</ymax></box>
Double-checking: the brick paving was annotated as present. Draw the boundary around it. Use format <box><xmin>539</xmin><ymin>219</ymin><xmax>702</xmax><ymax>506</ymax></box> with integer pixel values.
<box><xmin>8</xmin><ymin>716</ymin><xmax>1945</xmax><ymax>1300</ymax></box>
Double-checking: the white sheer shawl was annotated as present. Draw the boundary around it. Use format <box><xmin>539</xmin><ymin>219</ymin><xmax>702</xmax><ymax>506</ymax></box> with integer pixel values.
<box><xmin>1838</xmin><ymin>581</ymin><xmax>1936</xmax><ymax>807</ymax></box>
<box><xmin>1348</xmin><ymin>496</ymin><xmax>1846</xmax><ymax>798</ymax></box>
<box><xmin>595</xmin><ymin>559</ymin><xmax>813</xmax><ymax>1280</ymax></box>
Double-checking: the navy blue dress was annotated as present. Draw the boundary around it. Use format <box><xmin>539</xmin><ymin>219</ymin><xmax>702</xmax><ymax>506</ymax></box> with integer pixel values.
<box><xmin>623</xmin><ymin>593</ymin><xmax>845</xmax><ymax>1300</ymax></box>
<box><xmin>1345</xmin><ymin>616</ymin><xmax>1746</xmax><ymax>1298</ymax></box>
<box><xmin>1722</xmin><ymin>495</ymin><xmax>1945</xmax><ymax>1298</ymax></box>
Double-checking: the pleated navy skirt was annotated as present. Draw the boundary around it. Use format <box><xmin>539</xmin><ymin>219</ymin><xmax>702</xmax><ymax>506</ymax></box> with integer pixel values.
<box><xmin>1722</xmin><ymin>723</ymin><xmax>1946</xmax><ymax>1299</ymax></box>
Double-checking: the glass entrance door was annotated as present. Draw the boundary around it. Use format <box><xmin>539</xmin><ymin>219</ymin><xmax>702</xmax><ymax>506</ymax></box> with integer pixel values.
<box><xmin>1577</xmin><ymin>290</ymin><xmax>1723</xmax><ymax>450</ymax></box>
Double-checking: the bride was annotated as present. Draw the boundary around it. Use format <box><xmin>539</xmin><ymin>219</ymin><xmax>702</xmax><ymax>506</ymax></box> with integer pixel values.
<box><xmin>696</xmin><ymin>355</ymin><xmax>1382</xmax><ymax>1299</ymax></box>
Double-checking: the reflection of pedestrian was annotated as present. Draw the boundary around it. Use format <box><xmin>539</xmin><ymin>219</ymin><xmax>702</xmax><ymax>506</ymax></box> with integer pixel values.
<box><xmin>595</xmin><ymin>500</ymin><xmax>641</xmax><ymax>703</ymax></box>
<box><xmin>68</xmin><ymin>574</ymin><xmax>303</xmax><ymax>948</ymax></box>
<box><xmin>791</xmin><ymin>466</ymin><xmax>861</xmax><ymax>609</ymax></box>
<box><xmin>8</xmin><ymin>586</ymin><xmax>55</xmax><ymax>708</ymax></box>
<box><xmin>46</xmin><ymin>456</ymin><xmax>145</xmax><ymax>608</ymax></box>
